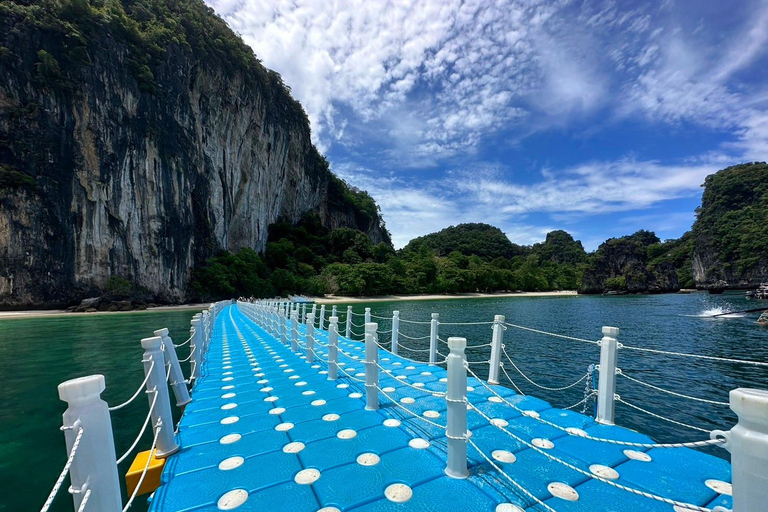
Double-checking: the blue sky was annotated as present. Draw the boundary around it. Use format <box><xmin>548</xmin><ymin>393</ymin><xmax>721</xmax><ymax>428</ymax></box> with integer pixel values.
<box><xmin>207</xmin><ymin>0</ymin><xmax>768</xmax><ymax>250</ymax></box>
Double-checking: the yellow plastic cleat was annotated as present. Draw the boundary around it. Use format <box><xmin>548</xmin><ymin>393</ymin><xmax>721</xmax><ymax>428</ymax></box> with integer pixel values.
<box><xmin>126</xmin><ymin>450</ymin><xmax>166</xmax><ymax>496</ymax></box>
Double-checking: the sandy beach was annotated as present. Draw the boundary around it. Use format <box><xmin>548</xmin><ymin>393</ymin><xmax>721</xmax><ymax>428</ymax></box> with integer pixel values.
<box><xmin>0</xmin><ymin>303</ymin><xmax>209</xmax><ymax>321</ymax></box>
<box><xmin>314</xmin><ymin>290</ymin><xmax>578</xmax><ymax>305</ymax></box>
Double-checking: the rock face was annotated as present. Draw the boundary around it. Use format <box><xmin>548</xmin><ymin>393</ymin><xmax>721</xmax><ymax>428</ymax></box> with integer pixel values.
<box><xmin>691</xmin><ymin>162</ymin><xmax>768</xmax><ymax>290</ymax></box>
<box><xmin>0</xmin><ymin>1</ymin><xmax>388</xmax><ymax>308</ymax></box>
<box><xmin>579</xmin><ymin>231</ymin><xmax>680</xmax><ymax>294</ymax></box>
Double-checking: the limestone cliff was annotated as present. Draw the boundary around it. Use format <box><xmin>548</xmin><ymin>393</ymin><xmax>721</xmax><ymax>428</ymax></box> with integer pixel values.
<box><xmin>0</xmin><ymin>0</ymin><xmax>389</xmax><ymax>307</ymax></box>
<box><xmin>691</xmin><ymin>162</ymin><xmax>768</xmax><ymax>291</ymax></box>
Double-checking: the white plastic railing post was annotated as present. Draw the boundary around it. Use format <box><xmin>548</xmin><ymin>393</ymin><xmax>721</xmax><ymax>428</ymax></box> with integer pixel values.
<box><xmin>311</xmin><ymin>303</ymin><xmax>317</xmax><ymax>320</ymax></box>
<box><xmin>190</xmin><ymin>318</ymin><xmax>202</xmax><ymax>381</ymax></box>
<box><xmin>429</xmin><ymin>313</ymin><xmax>439</xmax><ymax>365</ymax></box>
<box><xmin>365</xmin><ymin>322</ymin><xmax>379</xmax><ymax>411</ymax></box>
<box><xmin>346</xmin><ymin>306</ymin><xmax>352</xmax><ymax>338</ymax></box>
<box><xmin>446</xmin><ymin>337</ymin><xmax>469</xmax><ymax>479</ymax></box>
<box><xmin>596</xmin><ymin>326</ymin><xmax>619</xmax><ymax>425</ymax></box>
<box><xmin>306</xmin><ymin>313</ymin><xmax>315</xmax><ymax>363</ymax></box>
<box><xmin>319</xmin><ymin>305</ymin><xmax>326</xmax><ymax>330</ymax></box>
<box><xmin>331</xmin><ymin>305</ymin><xmax>337</xmax><ymax>321</ymax></box>
<box><xmin>301</xmin><ymin>303</ymin><xmax>306</xmax><ymax>323</ymax></box>
<box><xmin>291</xmin><ymin>310</ymin><xmax>299</xmax><ymax>352</ymax></box>
<box><xmin>141</xmin><ymin>336</ymin><xmax>179</xmax><ymax>457</ymax></box>
<box><xmin>391</xmin><ymin>311</ymin><xmax>400</xmax><ymax>355</ymax></box>
<box><xmin>328</xmin><ymin>316</ymin><xmax>339</xmax><ymax>380</ymax></box>
<box><xmin>718</xmin><ymin>388</ymin><xmax>768</xmax><ymax>512</ymax></box>
<box><xmin>154</xmin><ymin>328</ymin><xmax>191</xmax><ymax>407</ymax></box>
<box><xmin>488</xmin><ymin>315</ymin><xmax>505</xmax><ymax>385</ymax></box>
<box><xmin>58</xmin><ymin>375</ymin><xmax>122</xmax><ymax>512</ymax></box>
<box><xmin>281</xmin><ymin>310</ymin><xmax>288</xmax><ymax>346</ymax></box>
<box><xmin>365</xmin><ymin>307</ymin><xmax>371</xmax><ymax>324</ymax></box>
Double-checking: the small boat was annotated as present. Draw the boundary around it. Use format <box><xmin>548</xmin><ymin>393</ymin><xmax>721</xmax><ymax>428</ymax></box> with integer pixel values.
<box><xmin>747</xmin><ymin>283</ymin><xmax>768</xmax><ymax>299</ymax></box>
<box><xmin>758</xmin><ymin>311</ymin><xmax>768</xmax><ymax>326</ymax></box>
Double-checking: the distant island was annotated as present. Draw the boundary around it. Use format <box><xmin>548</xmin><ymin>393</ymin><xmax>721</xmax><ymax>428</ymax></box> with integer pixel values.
<box><xmin>0</xmin><ymin>0</ymin><xmax>765</xmax><ymax>310</ymax></box>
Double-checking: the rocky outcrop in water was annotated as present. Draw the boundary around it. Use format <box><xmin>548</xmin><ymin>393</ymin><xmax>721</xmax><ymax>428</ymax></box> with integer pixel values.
<box><xmin>0</xmin><ymin>0</ymin><xmax>388</xmax><ymax>308</ymax></box>
<box><xmin>579</xmin><ymin>231</ymin><xmax>680</xmax><ymax>294</ymax></box>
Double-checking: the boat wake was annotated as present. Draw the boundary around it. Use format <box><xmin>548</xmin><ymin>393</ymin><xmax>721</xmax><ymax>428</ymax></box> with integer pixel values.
<box><xmin>685</xmin><ymin>306</ymin><xmax>746</xmax><ymax>318</ymax></box>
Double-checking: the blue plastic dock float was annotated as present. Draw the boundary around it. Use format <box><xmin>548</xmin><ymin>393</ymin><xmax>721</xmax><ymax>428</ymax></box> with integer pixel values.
<box><xmin>148</xmin><ymin>304</ymin><xmax>733</xmax><ymax>512</ymax></box>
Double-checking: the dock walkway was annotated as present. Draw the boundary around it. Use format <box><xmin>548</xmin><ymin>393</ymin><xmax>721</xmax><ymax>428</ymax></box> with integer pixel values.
<box><xmin>149</xmin><ymin>304</ymin><xmax>732</xmax><ymax>512</ymax></box>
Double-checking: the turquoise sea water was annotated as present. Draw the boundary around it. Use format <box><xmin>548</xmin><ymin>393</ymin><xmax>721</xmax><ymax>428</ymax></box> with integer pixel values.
<box><xmin>1</xmin><ymin>293</ymin><xmax>766</xmax><ymax>512</ymax></box>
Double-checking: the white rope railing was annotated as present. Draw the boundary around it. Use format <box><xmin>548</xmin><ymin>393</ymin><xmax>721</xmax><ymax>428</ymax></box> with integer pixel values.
<box><xmin>397</xmin><ymin>331</ymin><xmax>430</xmax><ymax>341</ymax></box>
<box><xmin>116</xmin><ymin>388</ymin><xmax>158</xmax><ymax>465</ymax></box>
<box><xmin>620</xmin><ymin>343</ymin><xmax>768</xmax><ymax>368</ymax></box>
<box><xmin>502</xmin><ymin>346</ymin><xmax>589</xmax><ymax>392</ymax></box>
<box><xmin>108</xmin><ymin>360</ymin><xmax>155</xmax><ymax>411</ymax></box>
<box><xmin>398</xmin><ymin>318</ymin><xmax>432</xmax><ymax>325</ymax></box>
<box><xmin>174</xmin><ymin>333</ymin><xmax>193</xmax><ymax>348</ymax></box>
<box><xmin>39</xmin><ymin>427</ymin><xmax>84</xmax><ymax>512</ymax></box>
<box><xmin>76</xmin><ymin>489</ymin><xmax>92</xmax><ymax>512</ymax></box>
<box><xmin>121</xmin><ymin>419</ymin><xmax>162</xmax><ymax>512</ymax></box>
<box><xmin>617</xmin><ymin>369</ymin><xmax>729</xmax><ymax>406</ymax></box>
<box><xmin>503</xmin><ymin>321</ymin><xmax>599</xmax><ymax>345</ymax></box>
<box><xmin>178</xmin><ymin>345</ymin><xmax>196</xmax><ymax>363</ymax></box>
<box><xmin>396</xmin><ymin>341</ymin><xmax>431</xmax><ymax>353</ymax></box>
<box><xmin>439</xmin><ymin>320</ymin><xmax>494</xmax><ymax>326</ymax></box>
<box><xmin>466</xmin><ymin>364</ymin><xmax>723</xmax><ymax>449</ymax></box>
<box><xmin>616</xmin><ymin>396</ymin><xmax>711</xmax><ymax>433</ymax></box>
<box><xmin>468</xmin><ymin>401</ymin><xmax>714</xmax><ymax>512</ymax></box>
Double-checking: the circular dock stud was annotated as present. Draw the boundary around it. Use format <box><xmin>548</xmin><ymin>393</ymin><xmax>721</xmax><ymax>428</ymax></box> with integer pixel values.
<box><xmin>283</xmin><ymin>442</ymin><xmax>305</xmax><ymax>453</ymax></box>
<box><xmin>275</xmin><ymin>422</ymin><xmax>294</xmax><ymax>431</ymax></box>
<box><xmin>566</xmin><ymin>427</ymin><xmax>587</xmax><ymax>437</ymax></box>
<box><xmin>384</xmin><ymin>483</ymin><xmax>413</xmax><ymax>503</ymax></box>
<box><xmin>322</xmin><ymin>413</ymin><xmax>340</xmax><ymax>422</ymax></box>
<box><xmin>490</xmin><ymin>418</ymin><xmax>508</xmax><ymax>427</ymax></box>
<box><xmin>423</xmin><ymin>410</ymin><xmax>440</xmax><ymax>419</ymax></box>
<box><xmin>382</xmin><ymin>387</ymin><xmax>396</xmax><ymax>393</ymax></box>
<box><xmin>409</xmin><ymin>438</ymin><xmax>430</xmax><ymax>449</ymax></box>
<box><xmin>269</xmin><ymin>407</ymin><xmax>286</xmax><ymax>415</ymax></box>
<box><xmin>492</xmin><ymin>450</ymin><xmax>517</xmax><ymax>463</ymax></box>
<box><xmin>349</xmin><ymin>392</ymin><xmax>363</xmax><ymax>399</ymax></box>
<box><xmin>221</xmin><ymin>403</ymin><xmax>238</xmax><ymax>410</ymax></box>
<box><xmin>218</xmin><ymin>456</ymin><xmax>245</xmax><ymax>471</ymax></box>
<box><xmin>623</xmin><ymin>449</ymin><xmax>652</xmax><ymax>462</ymax></box>
<box><xmin>337</xmin><ymin>429</ymin><xmax>357</xmax><ymax>439</ymax></box>
<box><xmin>221</xmin><ymin>393</ymin><xmax>236</xmax><ymax>399</ymax></box>
<box><xmin>217</xmin><ymin>489</ymin><xmax>248</xmax><ymax>510</ymax></box>
<box><xmin>311</xmin><ymin>399</ymin><xmax>327</xmax><ymax>406</ymax></box>
<box><xmin>496</xmin><ymin>504</ymin><xmax>525</xmax><ymax>512</ymax></box>
<box><xmin>548</xmin><ymin>482</ymin><xmax>579</xmax><ymax>501</ymax></box>
<box><xmin>295</xmin><ymin>468</ymin><xmax>321</xmax><ymax>485</ymax></box>
<box><xmin>220</xmin><ymin>416</ymin><xmax>239</xmax><ymax>425</ymax></box>
<box><xmin>532</xmin><ymin>438</ymin><xmax>554</xmax><ymax>449</ymax></box>
<box><xmin>383</xmin><ymin>419</ymin><xmax>401</xmax><ymax>427</ymax></box>
<box><xmin>522</xmin><ymin>410</ymin><xmax>540</xmax><ymax>418</ymax></box>
<box><xmin>357</xmin><ymin>453</ymin><xmax>380</xmax><ymax>466</ymax></box>
<box><xmin>589</xmin><ymin>464</ymin><xmax>619</xmax><ymax>479</ymax></box>
<box><xmin>318</xmin><ymin>508</ymin><xmax>341</xmax><ymax>512</ymax></box>
<box><xmin>705</xmin><ymin>479</ymin><xmax>732</xmax><ymax>495</ymax></box>
<box><xmin>488</xmin><ymin>396</ymin><xmax>503</xmax><ymax>403</ymax></box>
<box><xmin>264</xmin><ymin>396</ymin><xmax>279</xmax><ymax>402</ymax></box>
<box><xmin>401</xmin><ymin>397</ymin><xmax>415</xmax><ymax>404</ymax></box>
<box><xmin>220</xmin><ymin>433</ymin><xmax>241</xmax><ymax>445</ymax></box>
<box><xmin>302</xmin><ymin>390</ymin><xmax>316</xmax><ymax>396</ymax></box>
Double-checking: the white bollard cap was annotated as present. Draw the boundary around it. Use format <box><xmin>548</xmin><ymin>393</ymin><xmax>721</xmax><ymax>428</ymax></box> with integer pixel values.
<box><xmin>154</xmin><ymin>328</ymin><xmax>169</xmax><ymax>337</ymax></box>
<box><xmin>602</xmin><ymin>326</ymin><xmax>619</xmax><ymax>337</ymax></box>
<box><xmin>393</xmin><ymin>310</ymin><xmax>399</xmax><ymax>315</ymax></box>
<box><xmin>494</xmin><ymin>315</ymin><xmax>505</xmax><ymax>322</ymax></box>
<box><xmin>141</xmin><ymin>335</ymin><xmax>163</xmax><ymax>350</ymax></box>
<box><xmin>448</xmin><ymin>337</ymin><xmax>467</xmax><ymax>351</ymax></box>
<box><xmin>58</xmin><ymin>374</ymin><xmax>106</xmax><ymax>404</ymax></box>
<box><xmin>365</xmin><ymin>307</ymin><xmax>371</xmax><ymax>312</ymax></box>
<box><xmin>365</xmin><ymin>323</ymin><xmax>378</xmax><ymax>333</ymax></box>
<box><xmin>432</xmin><ymin>313</ymin><xmax>439</xmax><ymax>319</ymax></box>
<box><xmin>730</xmin><ymin>388</ymin><xmax>768</xmax><ymax>424</ymax></box>
<box><xmin>329</xmin><ymin>316</ymin><xmax>339</xmax><ymax>323</ymax></box>
<box><xmin>191</xmin><ymin>318</ymin><xmax>201</xmax><ymax>326</ymax></box>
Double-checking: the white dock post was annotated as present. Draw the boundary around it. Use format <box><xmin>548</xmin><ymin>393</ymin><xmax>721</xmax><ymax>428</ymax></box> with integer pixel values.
<box><xmin>391</xmin><ymin>311</ymin><xmax>400</xmax><ymax>355</ymax></box>
<box><xmin>280</xmin><ymin>310</ymin><xmax>288</xmax><ymax>346</ymax></box>
<box><xmin>328</xmin><ymin>316</ymin><xmax>339</xmax><ymax>380</ymax></box>
<box><xmin>488</xmin><ymin>315</ymin><xmax>505</xmax><ymax>385</ymax></box>
<box><xmin>331</xmin><ymin>305</ymin><xmax>337</xmax><ymax>321</ymax></box>
<box><xmin>306</xmin><ymin>313</ymin><xmax>315</xmax><ymax>363</ymax></box>
<box><xmin>445</xmin><ymin>336</ymin><xmax>469</xmax><ymax>479</ymax></box>
<box><xmin>58</xmin><ymin>375</ymin><xmax>122</xmax><ymax>512</ymax></box>
<box><xmin>596</xmin><ymin>326</ymin><xmax>619</xmax><ymax>425</ymax></box>
<box><xmin>154</xmin><ymin>328</ymin><xmax>191</xmax><ymax>407</ymax></box>
<box><xmin>365</xmin><ymin>322</ymin><xmax>379</xmax><ymax>411</ymax></box>
<box><xmin>723</xmin><ymin>388</ymin><xmax>768</xmax><ymax>512</ymax></box>
<box><xmin>141</xmin><ymin>336</ymin><xmax>179</xmax><ymax>457</ymax></box>
<box><xmin>190</xmin><ymin>318</ymin><xmax>202</xmax><ymax>381</ymax></box>
<box><xmin>365</xmin><ymin>307</ymin><xmax>371</xmax><ymax>324</ymax></box>
<box><xmin>311</xmin><ymin>303</ymin><xmax>317</xmax><ymax>320</ymax></box>
<box><xmin>429</xmin><ymin>313</ymin><xmax>439</xmax><ymax>365</ymax></box>
<box><xmin>291</xmin><ymin>310</ymin><xmax>299</xmax><ymax>352</ymax></box>
<box><xmin>301</xmin><ymin>303</ymin><xmax>306</xmax><ymax>323</ymax></box>
<box><xmin>319</xmin><ymin>304</ymin><xmax>326</xmax><ymax>330</ymax></box>
<box><xmin>346</xmin><ymin>306</ymin><xmax>352</xmax><ymax>338</ymax></box>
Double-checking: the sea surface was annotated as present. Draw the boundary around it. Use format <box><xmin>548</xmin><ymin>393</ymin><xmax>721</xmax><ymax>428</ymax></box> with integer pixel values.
<box><xmin>2</xmin><ymin>293</ymin><xmax>767</xmax><ymax>512</ymax></box>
